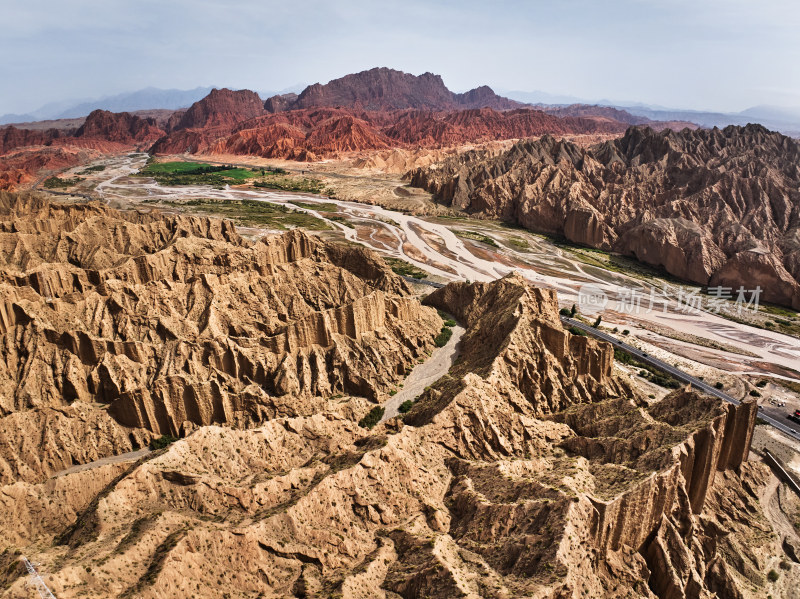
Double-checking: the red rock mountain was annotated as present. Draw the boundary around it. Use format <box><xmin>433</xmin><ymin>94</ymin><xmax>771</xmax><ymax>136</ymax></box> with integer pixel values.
<box><xmin>411</xmin><ymin>124</ymin><xmax>800</xmax><ymax>309</ymax></box>
<box><xmin>173</xmin><ymin>88</ymin><xmax>266</xmax><ymax>130</ymax></box>
<box><xmin>75</xmin><ymin>109</ymin><xmax>165</xmax><ymax>143</ymax></box>
<box><xmin>385</xmin><ymin>108</ymin><xmax>625</xmax><ymax>145</ymax></box>
<box><xmin>0</xmin><ymin>147</ymin><xmax>88</xmax><ymax>190</ymax></box>
<box><xmin>150</xmin><ymin>71</ymin><xmax>701</xmax><ymax>159</ymax></box>
<box><xmin>1</xmin><ymin>70</ymin><xmax>694</xmax><ymax>183</ymax></box>
<box><xmin>0</xmin><ymin>110</ymin><xmax>166</xmax><ymax>190</ymax></box>
<box><xmin>0</xmin><ymin>126</ymin><xmax>63</xmax><ymax>154</ymax></box>
<box><xmin>265</xmin><ymin>67</ymin><xmax>525</xmax><ymax>112</ymax></box>
<box><xmin>153</xmin><ymin>105</ymin><xmax>629</xmax><ymax>160</ymax></box>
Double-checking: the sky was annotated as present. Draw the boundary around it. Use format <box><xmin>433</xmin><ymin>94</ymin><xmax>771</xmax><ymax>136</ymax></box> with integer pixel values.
<box><xmin>2</xmin><ymin>0</ymin><xmax>800</xmax><ymax>115</ymax></box>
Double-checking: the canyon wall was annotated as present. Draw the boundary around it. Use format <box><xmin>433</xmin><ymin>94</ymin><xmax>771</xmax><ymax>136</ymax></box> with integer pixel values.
<box><xmin>0</xmin><ymin>224</ymin><xmax>782</xmax><ymax>598</ymax></box>
<box><xmin>411</xmin><ymin>125</ymin><xmax>800</xmax><ymax>309</ymax></box>
<box><xmin>0</xmin><ymin>192</ymin><xmax>441</xmax><ymax>482</ymax></box>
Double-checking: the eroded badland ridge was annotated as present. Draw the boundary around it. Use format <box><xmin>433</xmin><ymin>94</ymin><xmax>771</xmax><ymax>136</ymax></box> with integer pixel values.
<box><xmin>411</xmin><ymin>124</ymin><xmax>800</xmax><ymax>309</ymax></box>
<box><xmin>3</xmin><ymin>67</ymin><xmax>795</xmax><ymax>312</ymax></box>
<box><xmin>0</xmin><ymin>192</ymin><xmax>795</xmax><ymax>598</ymax></box>
<box><xmin>0</xmin><ymin>191</ymin><xmax>439</xmax><ymax>484</ymax></box>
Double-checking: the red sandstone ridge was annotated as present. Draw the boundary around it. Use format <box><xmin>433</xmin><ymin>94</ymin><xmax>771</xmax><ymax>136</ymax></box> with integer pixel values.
<box><xmin>149</xmin><ymin>70</ymin><xmax>652</xmax><ymax>160</ymax></box>
<box><xmin>0</xmin><ymin>110</ymin><xmax>163</xmax><ymax>155</ymax></box>
<box><xmin>0</xmin><ymin>147</ymin><xmax>89</xmax><ymax>190</ymax></box>
<box><xmin>0</xmin><ymin>110</ymin><xmax>164</xmax><ymax>190</ymax></box>
<box><xmin>0</xmin><ymin>126</ymin><xmax>64</xmax><ymax>154</ymax></box>
<box><xmin>385</xmin><ymin>107</ymin><xmax>626</xmax><ymax>145</ymax></box>
<box><xmin>2</xmin><ymin>70</ymin><xmax>694</xmax><ymax>176</ymax></box>
<box><xmin>539</xmin><ymin>104</ymin><xmax>698</xmax><ymax>131</ymax></box>
<box><xmin>173</xmin><ymin>88</ymin><xmax>266</xmax><ymax>130</ymax></box>
<box><xmin>74</xmin><ymin>109</ymin><xmax>165</xmax><ymax>143</ymax></box>
<box><xmin>153</xmin><ymin>105</ymin><xmax>629</xmax><ymax>160</ymax></box>
<box><xmin>149</xmin><ymin>88</ymin><xmax>268</xmax><ymax>155</ymax></box>
<box><xmin>265</xmin><ymin>67</ymin><xmax>525</xmax><ymax>112</ymax></box>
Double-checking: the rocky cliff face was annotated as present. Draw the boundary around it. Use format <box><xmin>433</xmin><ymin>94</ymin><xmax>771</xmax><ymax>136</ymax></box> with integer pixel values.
<box><xmin>0</xmin><ymin>272</ymin><xmax>782</xmax><ymax>599</ymax></box>
<box><xmin>0</xmin><ymin>191</ymin><xmax>440</xmax><ymax>483</ymax></box>
<box><xmin>153</xmin><ymin>105</ymin><xmax>628</xmax><ymax>160</ymax></box>
<box><xmin>74</xmin><ymin>109</ymin><xmax>165</xmax><ymax>143</ymax></box>
<box><xmin>0</xmin><ymin>125</ymin><xmax>63</xmax><ymax>154</ymax></box>
<box><xmin>0</xmin><ymin>146</ymin><xmax>90</xmax><ymax>190</ymax></box>
<box><xmin>411</xmin><ymin>125</ymin><xmax>800</xmax><ymax>308</ymax></box>
<box><xmin>173</xmin><ymin>88</ymin><xmax>266</xmax><ymax>130</ymax></box>
<box><xmin>410</xmin><ymin>275</ymin><xmax>628</xmax><ymax>423</ymax></box>
<box><xmin>265</xmin><ymin>67</ymin><xmax>524</xmax><ymax>112</ymax></box>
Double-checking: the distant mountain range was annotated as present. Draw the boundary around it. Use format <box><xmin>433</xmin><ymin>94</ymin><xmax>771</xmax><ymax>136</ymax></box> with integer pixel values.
<box><xmin>0</xmin><ymin>85</ymin><xmax>314</xmax><ymax>126</ymax></box>
<box><xmin>500</xmin><ymin>91</ymin><xmax>800</xmax><ymax>136</ymax></box>
<box><xmin>602</xmin><ymin>103</ymin><xmax>800</xmax><ymax>136</ymax></box>
<box><xmin>0</xmin><ymin>87</ymin><xmax>215</xmax><ymax>125</ymax></box>
<box><xmin>4</xmin><ymin>79</ymin><xmax>799</xmax><ymax>136</ymax></box>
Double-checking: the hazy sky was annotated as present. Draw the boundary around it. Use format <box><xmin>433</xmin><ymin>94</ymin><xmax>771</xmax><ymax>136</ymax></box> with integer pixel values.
<box><xmin>2</xmin><ymin>0</ymin><xmax>799</xmax><ymax>115</ymax></box>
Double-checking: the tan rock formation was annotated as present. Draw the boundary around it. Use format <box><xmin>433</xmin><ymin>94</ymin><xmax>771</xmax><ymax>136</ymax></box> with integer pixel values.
<box><xmin>0</xmin><ymin>273</ymin><xmax>782</xmax><ymax>599</ymax></box>
<box><xmin>0</xmin><ymin>191</ymin><xmax>440</xmax><ymax>484</ymax></box>
<box><xmin>411</xmin><ymin>124</ymin><xmax>800</xmax><ymax>309</ymax></box>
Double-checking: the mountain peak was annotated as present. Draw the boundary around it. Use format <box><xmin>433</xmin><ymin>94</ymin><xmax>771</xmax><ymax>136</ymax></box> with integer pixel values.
<box><xmin>176</xmin><ymin>88</ymin><xmax>265</xmax><ymax>130</ymax></box>
<box><xmin>265</xmin><ymin>68</ymin><xmax>523</xmax><ymax>113</ymax></box>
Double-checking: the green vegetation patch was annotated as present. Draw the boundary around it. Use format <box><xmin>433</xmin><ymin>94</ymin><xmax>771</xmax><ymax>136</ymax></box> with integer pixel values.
<box><xmin>758</xmin><ymin>302</ymin><xmax>799</xmax><ymax>318</ymax></box>
<box><xmin>359</xmin><ymin>406</ymin><xmax>385</xmax><ymax>429</ymax></box>
<box><xmin>326</xmin><ymin>214</ymin><xmax>355</xmax><ymax>229</ymax></box>
<box><xmin>506</xmin><ymin>236</ymin><xmax>529</xmax><ymax>251</ymax></box>
<box><xmin>384</xmin><ymin>257</ymin><xmax>429</xmax><ymax>279</ymax></box>
<box><xmin>767</xmin><ymin>569</ymin><xmax>780</xmax><ymax>582</ymax></box>
<box><xmin>434</xmin><ymin>326</ymin><xmax>453</xmax><ymax>347</ymax></box>
<box><xmin>149</xmin><ymin>435</ymin><xmax>178</xmax><ymax>450</ymax></box>
<box><xmin>43</xmin><ymin>176</ymin><xmax>84</xmax><ymax>188</ymax></box>
<box><xmin>777</xmin><ymin>378</ymin><xmax>800</xmax><ymax>395</ymax></box>
<box><xmin>398</xmin><ymin>400</ymin><xmax>414</xmax><ymax>414</ymax></box>
<box><xmin>253</xmin><ymin>174</ymin><xmax>325</xmax><ymax>194</ymax></box>
<box><xmin>165</xmin><ymin>198</ymin><xmax>330</xmax><ymax>230</ymax></box>
<box><xmin>614</xmin><ymin>349</ymin><xmax>681</xmax><ymax>389</ymax></box>
<box><xmin>78</xmin><ymin>164</ymin><xmax>106</xmax><ymax>174</ymax></box>
<box><xmin>455</xmin><ymin>230</ymin><xmax>499</xmax><ymax>248</ymax></box>
<box><xmin>288</xmin><ymin>200</ymin><xmax>339</xmax><ymax>212</ymax></box>
<box><xmin>137</xmin><ymin>161</ymin><xmax>259</xmax><ymax>186</ymax></box>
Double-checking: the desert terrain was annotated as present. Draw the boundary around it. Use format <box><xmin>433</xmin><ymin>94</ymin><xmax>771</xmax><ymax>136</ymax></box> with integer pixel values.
<box><xmin>1</xmin><ymin>67</ymin><xmax>799</xmax><ymax>598</ymax></box>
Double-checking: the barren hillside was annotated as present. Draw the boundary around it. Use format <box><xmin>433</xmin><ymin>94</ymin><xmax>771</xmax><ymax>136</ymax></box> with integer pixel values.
<box><xmin>411</xmin><ymin>124</ymin><xmax>800</xmax><ymax>309</ymax></box>
<box><xmin>0</xmin><ymin>194</ymin><xmax>792</xmax><ymax>598</ymax></box>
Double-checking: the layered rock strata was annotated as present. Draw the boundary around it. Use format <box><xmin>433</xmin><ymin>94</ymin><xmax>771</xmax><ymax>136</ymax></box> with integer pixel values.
<box><xmin>1</xmin><ymin>274</ymin><xmax>782</xmax><ymax>599</ymax></box>
<box><xmin>0</xmin><ymin>192</ymin><xmax>440</xmax><ymax>483</ymax></box>
<box><xmin>411</xmin><ymin>125</ymin><xmax>800</xmax><ymax>308</ymax></box>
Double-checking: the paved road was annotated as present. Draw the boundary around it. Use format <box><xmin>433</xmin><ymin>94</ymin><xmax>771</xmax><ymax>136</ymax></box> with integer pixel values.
<box><xmin>561</xmin><ymin>317</ymin><xmax>800</xmax><ymax>442</ymax></box>
<box><xmin>400</xmin><ymin>275</ymin><xmax>444</xmax><ymax>289</ymax></box>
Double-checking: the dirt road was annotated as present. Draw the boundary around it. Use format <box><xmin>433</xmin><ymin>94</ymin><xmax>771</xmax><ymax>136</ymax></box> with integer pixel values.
<box><xmin>381</xmin><ymin>324</ymin><xmax>465</xmax><ymax>421</ymax></box>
